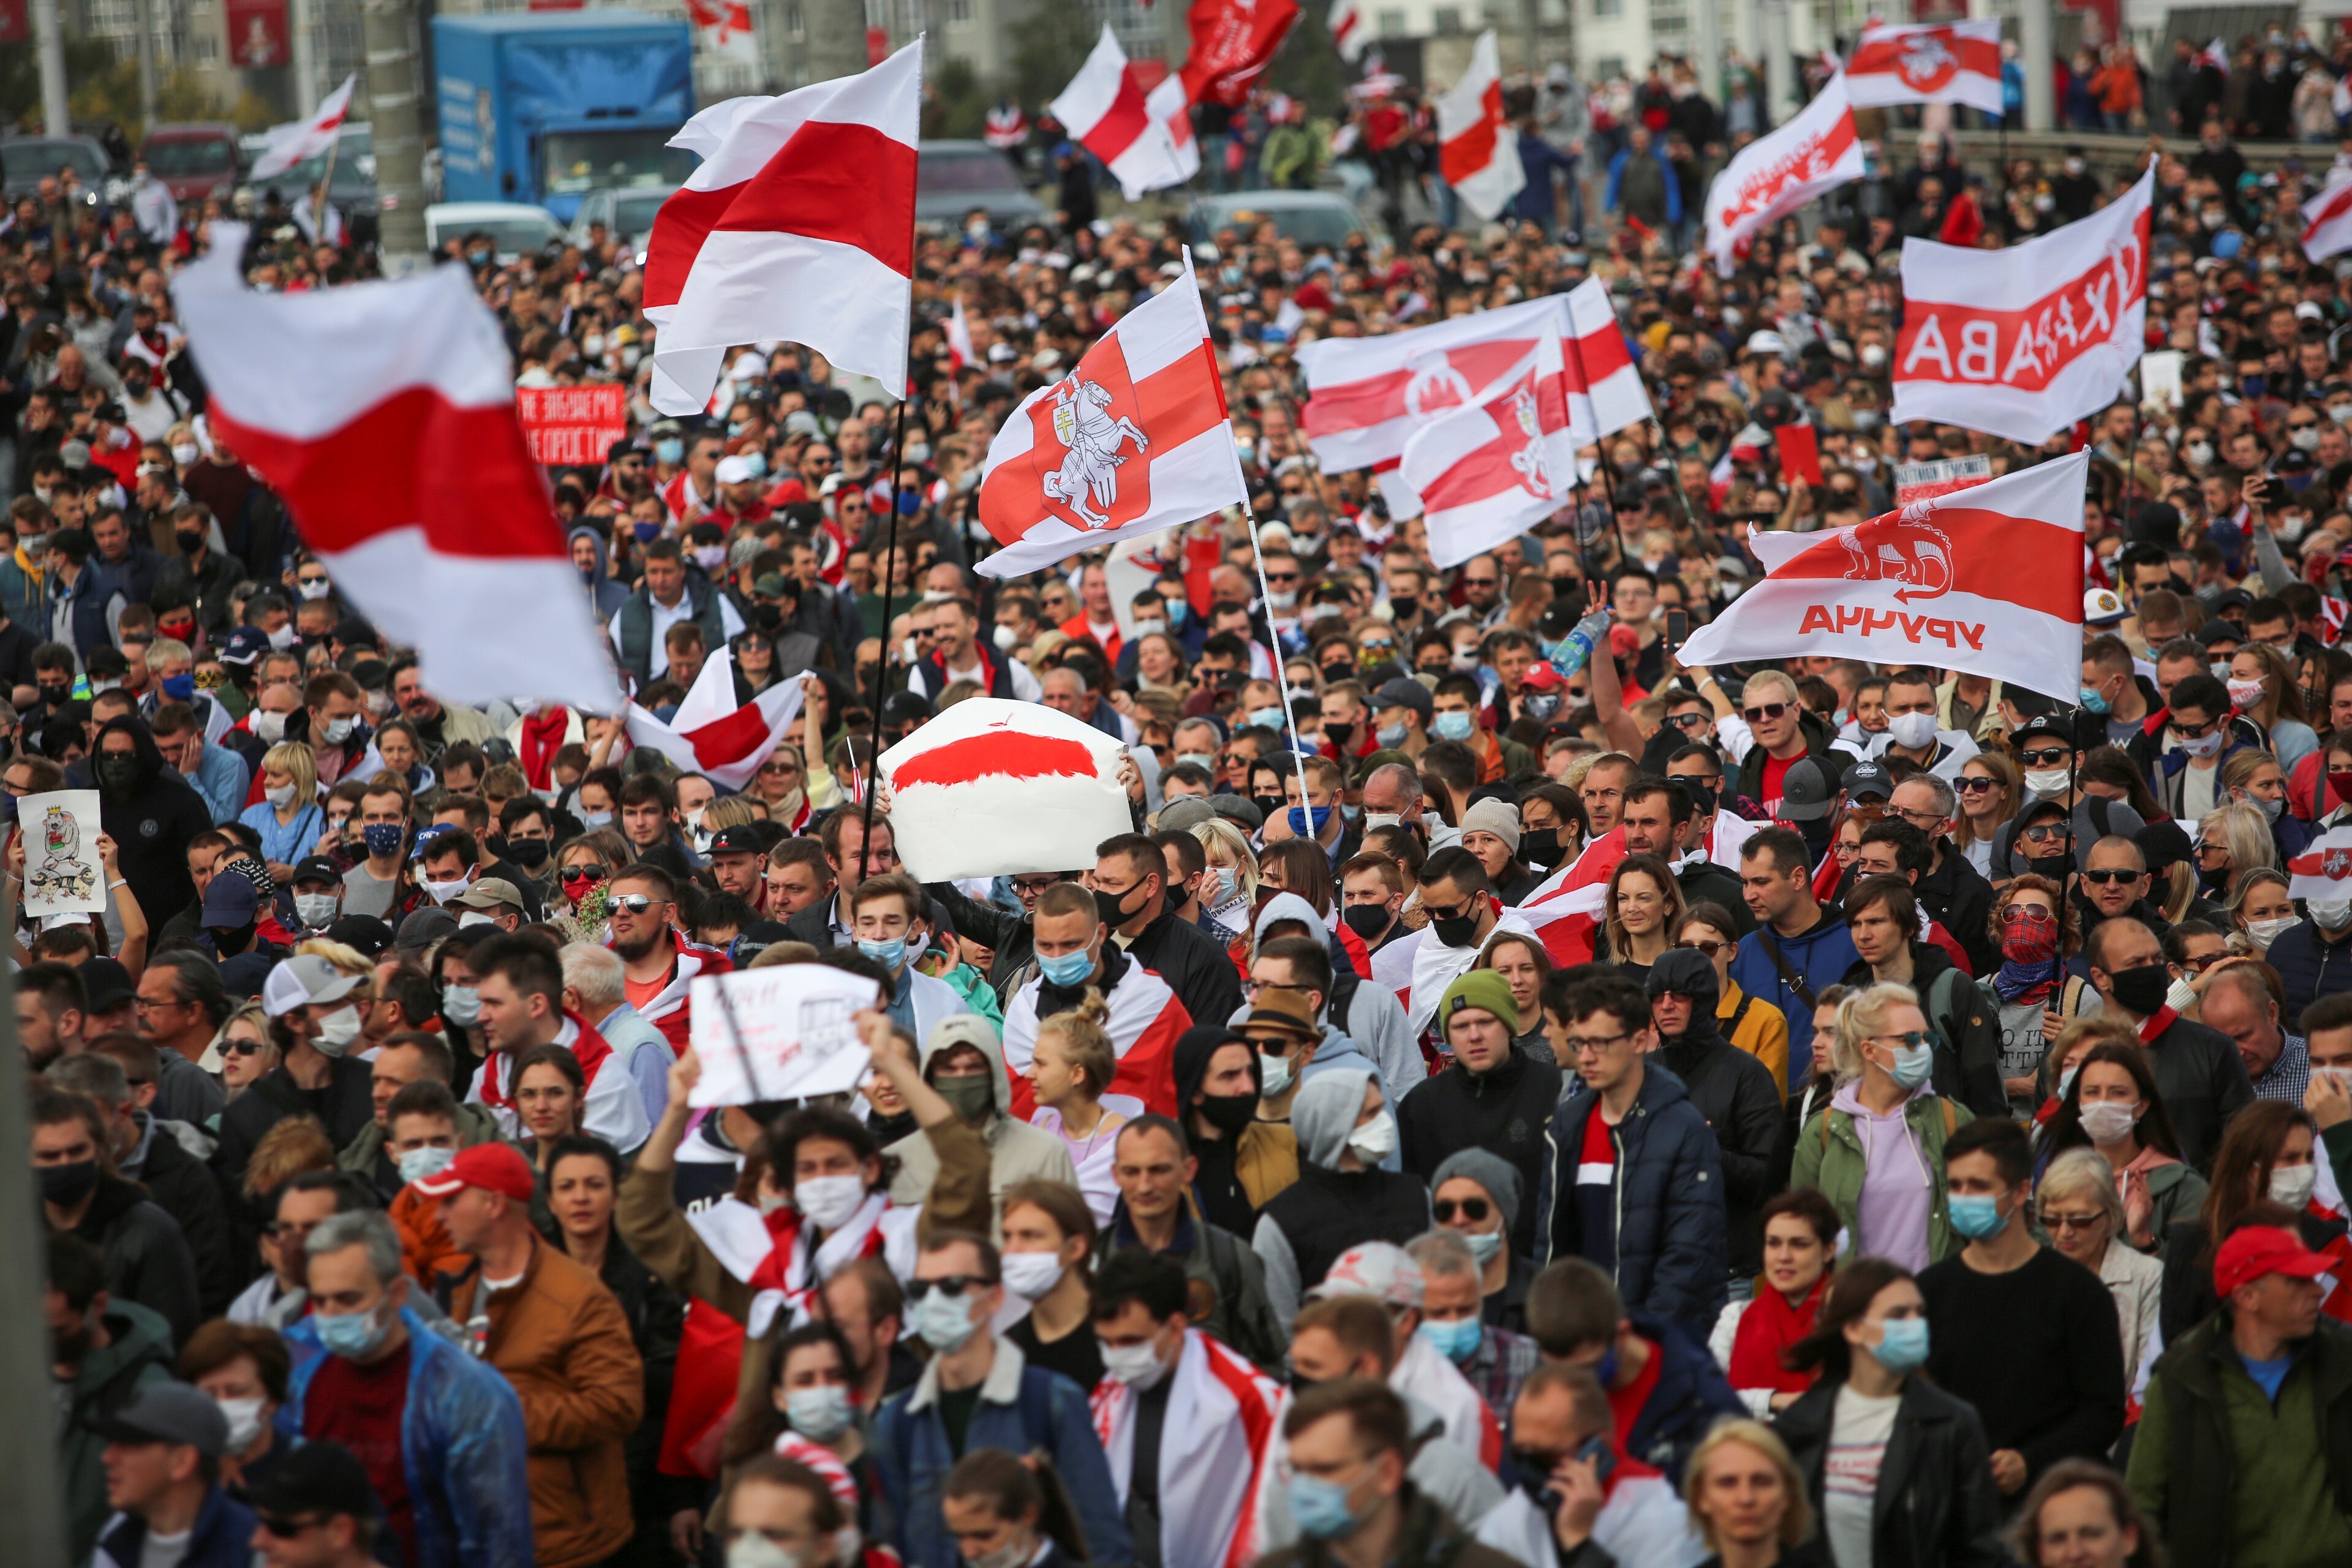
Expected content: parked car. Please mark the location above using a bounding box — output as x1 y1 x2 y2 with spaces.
568 184 677 253
424 200 567 262
239 123 380 245
1184 190 1389 253
141 122 244 204
0 133 115 205
916 139 1047 237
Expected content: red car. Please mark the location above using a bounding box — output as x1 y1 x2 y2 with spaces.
140 122 243 204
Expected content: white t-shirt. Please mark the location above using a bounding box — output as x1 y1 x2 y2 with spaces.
1825 1384 1902 1568
139 1526 192 1568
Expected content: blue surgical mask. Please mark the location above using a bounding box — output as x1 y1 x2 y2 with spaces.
362 822 405 858
1287 804 1334 835
1288 1474 1363 1541
1888 1039 1935 1091
655 438 685 465
1947 1193 2009 1240
1176 752 1216 772
1416 1315 1483 1364
633 519 663 543
858 934 908 970
1376 721 1409 748
397 1145 456 1184
1433 710 1475 742
161 672 195 700
2078 684 2111 715
1248 706 1286 729
314 1304 392 1360
1038 947 1095 987
1871 1315 1931 1374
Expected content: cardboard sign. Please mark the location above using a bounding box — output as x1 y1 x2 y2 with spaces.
21 790 105 916
687 965 883 1107
2139 349 2184 410
880 698 1133 880
1893 454 1993 507
1776 422 1823 486
516 385 628 467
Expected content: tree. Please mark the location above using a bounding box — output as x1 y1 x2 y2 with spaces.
926 55 987 138
1008 5 1095 122
1264 6 1343 120
0 40 120 134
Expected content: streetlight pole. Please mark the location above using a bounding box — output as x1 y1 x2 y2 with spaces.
363 0 431 274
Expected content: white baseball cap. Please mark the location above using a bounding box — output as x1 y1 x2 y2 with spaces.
262 954 363 1018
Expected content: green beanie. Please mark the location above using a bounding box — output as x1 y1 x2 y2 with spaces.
1437 968 1518 1036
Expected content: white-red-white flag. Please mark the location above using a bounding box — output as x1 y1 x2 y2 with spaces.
249 74 357 182
974 252 1242 578
2305 173 2352 264
173 225 620 714
1052 28 1198 202
1702 72 1863 277
1675 450 2090 701
1563 275 1654 439
684 0 758 62
643 40 921 415
1436 31 1522 222
945 295 976 370
984 103 1030 148
1399 324 1579 569
1845 21 2005 116
1512 827 1627 967
1328 0 1365 62
2289 826 2352 903
1892 163 2150 444
624 645 805 790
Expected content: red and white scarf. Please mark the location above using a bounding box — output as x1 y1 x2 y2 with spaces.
1090 1330 1285 1568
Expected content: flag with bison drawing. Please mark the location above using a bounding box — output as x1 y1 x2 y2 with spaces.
1676 450 2088 702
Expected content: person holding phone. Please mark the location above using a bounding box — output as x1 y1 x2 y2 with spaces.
1475 1362 1708 1568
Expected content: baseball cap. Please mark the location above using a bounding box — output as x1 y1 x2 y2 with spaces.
707 824 766 857
2010 713 2079 750
412 1140 538 1202
262 952 363 1017
200 872 260 926
408 823 456 862
1309 1242 1425 1307
1373 677 1433 723
243 1438 382 1526
2083 587 2127 626
93 1382 231 1457
1744 330 1789 357
1210 794 1264 831
715 454 756 486
219 625 270 667
290 855 343 888
1840 759 1893 802
2213 1224 2335 1297
394 907 459 954
80 956 134 1014
450 876 522 913
1777 758 1835 822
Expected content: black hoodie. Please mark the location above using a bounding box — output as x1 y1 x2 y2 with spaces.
89 712 214 927
1172 1025 1264 1237
1648 948 1785 1276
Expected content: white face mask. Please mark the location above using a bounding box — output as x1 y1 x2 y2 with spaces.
992 624 1019 652
1100 1337 1173 1389
2313 899 2352 932
2022 768 2070 799
794 1174 869 1231
423 874 472 905
253 710 288 744
312 1005 363 1055
294 892 338 928
2271 1164 2318 1209
1000 1250 1065 1301
265 781 296 808
2078 1100 2139 1146
2246 914 2299 952
1257 1049 1294 1098
1346 1110 1397 1165
1885 710 1937 748
783 1384 856 1443
214 1394 266 1452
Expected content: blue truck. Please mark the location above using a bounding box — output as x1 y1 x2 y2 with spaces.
432 10 698 223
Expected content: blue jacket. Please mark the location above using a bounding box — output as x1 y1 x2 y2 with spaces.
2264 918 2352 1033
1537 1061 1727 1341
280 1308 536 1568
1619 1310 1745 1487
1605 143 1683 225
48 562 122 658
93 1484 255 1568
872 1338 1132 1568
1728 912 1859 1080
183 739 251 825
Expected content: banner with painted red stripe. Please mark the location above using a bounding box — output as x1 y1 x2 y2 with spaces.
643 39 920 413
1892 163 2151 444
1675 450 2090 701
1436 32 1522 221
879 698 1135 879
1563 276 1653 439
1845 21 2003 116
1398 324 1580 569
1702 73 1863 277
2288 824 2352 903
974 251 1242 578
2305 173 2352 264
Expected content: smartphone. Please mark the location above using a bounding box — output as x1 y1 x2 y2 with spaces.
1664 609 1689 657
1572 1434 1618 1485
2253 475 2287 508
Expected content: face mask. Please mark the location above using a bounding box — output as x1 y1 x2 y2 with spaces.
38 1159 100 1205
1000 1250 1065 1301
1286 805 1335 837
794 1174 868 1232
363 822 405 858
1101 1338 1172 1388
505 836 551 870
1375 721 1409 748
992 624 1019 652
2292 426 2323 453
1267 590 1296 612
579 810 613 829
313 1006 364 1056
1346 1111 1397 1165
911 1286 980 1351
2106 962 2173 1016
1175 752 1216 773
323 716 357 745
1248 706 1286 730
1885 710 1937 748
1454 1229 1504 1268
655 438 685 465
1884 1039 1935 1091
1431 903 1482 948
784 1384 856 1443
2078 684 2112 715
2334 404 2352 426
2175 729 2226 759
1433 710 1476 742
160 671 197 701
1871 1316 1931 1375
262 778 300 810
2244 913 2301 959
858 934 908 970
170 441 199 466
1417 1315 1483 1364
95 756 140 793
2022 768 2071 800
1094 884 1143 927
2079 1101 2139 1145
2226 678 2269 710
2187 442 2214 466
1038 946 1096 987
175 528 206 554
398 1145 457 1184
214 1393 266 1452
937 1076 995 1121
1196 1090 1260 1136
294 892 339 928
1289 1473 1365 1542
968 1542 1033 1568
1207 870 1238 907
252 710 289 744
2271 1164 2318 1209
695 546 728 573
2315 899 2352 932
314 1303 391 1360
1341 903 1393 942
1257 1049 1295 1098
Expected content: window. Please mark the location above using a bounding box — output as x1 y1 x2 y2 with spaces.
1376 9 1405 33
786 2 804 37
1433 5 1461 29
1593 0 1620 15
948 0 971 21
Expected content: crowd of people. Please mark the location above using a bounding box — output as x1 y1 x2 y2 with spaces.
18 28 2352 1568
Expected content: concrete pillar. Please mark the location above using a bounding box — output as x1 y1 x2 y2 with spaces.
2019 0 2054 131
1761 0 1792 123
363 0 430 274
32 0 67 137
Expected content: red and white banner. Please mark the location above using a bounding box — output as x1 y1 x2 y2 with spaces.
1053 26 1199 202
173 225 620 714
684 0 757 61
516 384 628 466
1400 324 1579 568
1563 275 1654 437
1092 1330 1284 1568
1702 73 1863 277
1436 31 1523 222
1003 959 1189 1120
624 646 805 790
2288 825 2352 903
1892 163 2150 444
975 252 1242 578
249 73 356 181
2305 173 2352 264
1845 21 2004 116
1513 827 1626 968
945 295 976 370
1675 450 2090 701
643 39 920 415
880 697 1136 879
1181 0 1301 108
1327 0 1365 62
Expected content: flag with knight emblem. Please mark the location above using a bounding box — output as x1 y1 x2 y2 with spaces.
975 250 1243 579
2289 826 2352 903
1396 322 1580 569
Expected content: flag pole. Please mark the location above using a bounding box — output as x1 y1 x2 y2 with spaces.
1242 500 1321 845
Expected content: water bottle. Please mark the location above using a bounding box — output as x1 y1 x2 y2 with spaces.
1545 608 1614 678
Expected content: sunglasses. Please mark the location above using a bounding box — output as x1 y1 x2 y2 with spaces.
559 867 603 889
1676 937 1727 958
221 1038 267 1057
1668 711 1710 730
2081 868 2141 886
2021 823 2070 842
257 1514 323 1539
1741 702 1788 723
1954 776 2000 793
907 1274 991 1300
1874 1030 1930 1050
2016 747 2071 768
1433 1197 1491 1223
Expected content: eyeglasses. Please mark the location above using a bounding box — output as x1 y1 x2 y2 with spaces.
559 867 603 889
221 1038 267 1057
2021 823 2070 843
257 1513 325 1539
1741 702 1788 723
1010 875 1065 896
759 760 799 776
1667 711 1711 731
2081 867 2141 886
1433 1196 1491 1223
2016 747 2071 768
907 1274 991 1300
134 994 189 1012
1265 570 1300 584
608 893 666 915
1891 805 1945 829
1242 979 1304 1000
1562 1030 1633 1055
1676 938 1727 959
2182 951 2232 973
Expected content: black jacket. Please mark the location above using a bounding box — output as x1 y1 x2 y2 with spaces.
1122 900 1242 1035
1257 1484 1528 1568
1395 1044 1563 1260
924 881 1039 1002
2263 917 2352 1035
1915 845 1996 978
1774 1372 2006 1568
1676 858 1754 934
1650 950 1784 1276
1733 707 1840 810
90 712 215 927
55 1170 201 1349
1840 941 2007 1118
121 1113 239 1317
2137 1012 2255 1170
213 1052 375 1199
1259 1162 1431 1305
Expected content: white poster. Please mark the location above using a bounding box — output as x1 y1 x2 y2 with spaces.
21 790 105 916
879 697 1134 880
688 964 883 1107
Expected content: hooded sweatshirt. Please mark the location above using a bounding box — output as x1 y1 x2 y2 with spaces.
1648 948 1785 1276
1171 1025 1297 1234
570 524 633 622
88 712 215 926
1251 893 1424 1101
1251 1066 1432 1333
886 1016 1077 1221
1828 1078 1937 1273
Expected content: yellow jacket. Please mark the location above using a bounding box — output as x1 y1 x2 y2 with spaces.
1717 977 1790 1100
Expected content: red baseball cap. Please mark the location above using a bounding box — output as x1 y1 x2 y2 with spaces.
412 1142 536 1203
2212 1224 2335 1298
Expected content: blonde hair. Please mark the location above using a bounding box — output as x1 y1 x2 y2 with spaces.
1682 1421 1814 1551
1038 991 1115 1102
1192 818 1259 906
293 938 376 990
262 741 319 807
701 794 760 832
2037 1147 2126 1235
1830 981 1921 1083
2198 800 2278 889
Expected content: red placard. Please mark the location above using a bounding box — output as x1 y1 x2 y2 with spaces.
224 0 289 68
0 0 29 47
1178 0 1301 107
1776 422 1823 487
516 385 628 467
866 27 890 64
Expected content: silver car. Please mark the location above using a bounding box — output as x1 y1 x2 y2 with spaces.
569 184 679 252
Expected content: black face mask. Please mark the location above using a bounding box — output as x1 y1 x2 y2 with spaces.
209 923 256 956
96 756 139 794
1095 883 1144 927
755 603 785 635
1549 576 1581 600
1680 779 1719 815
38 1158 100 1206
506 836 551 869
173 529 205 554
1194 1090 1260 1136
1520 829 1561 870
1323 721 1355 752
1795 816 1834 857
1341 902 1393 942
1431 907 1482 948
2031 851 2076 878
1319 665 1355 688
36 681 69 707
1252 794 1286 820
2107 961 2173 1017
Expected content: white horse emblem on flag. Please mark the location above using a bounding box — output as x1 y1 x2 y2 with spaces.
1897 32 1959 88
1505 385 1554 499
1041 375 1150 529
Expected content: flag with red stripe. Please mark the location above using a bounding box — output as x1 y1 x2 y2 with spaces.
1002 960 1190 1120
1327 0 1365 62
1675 450 2090 701
643 40 920 414
1564 275 1654 438
1845 21 2005 116
1702 72 1863 277
974 251 1242 578
1513 827 1628 967
2286 824 2352 902
1091 1330 1286 1568
1436 31 1522 221
2305 173 2352 264
1052 27 1199 201
1399 323 1581 570
624 645 805 790
250 74 357 181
